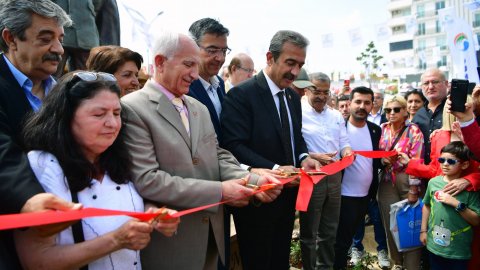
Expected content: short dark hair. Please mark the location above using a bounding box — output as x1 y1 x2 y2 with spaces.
350 86 374 102
269 30 309 62
188 18 229 44
86 45 143 74
441 141 475 162
337 94 350 103
22 72 131 192
404 88 427 104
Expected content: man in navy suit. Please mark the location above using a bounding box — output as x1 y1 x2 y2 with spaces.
187 18 229 142
0 1 79 269
221 30 321 270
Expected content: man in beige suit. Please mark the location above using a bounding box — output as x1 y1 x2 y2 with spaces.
121 32 281 270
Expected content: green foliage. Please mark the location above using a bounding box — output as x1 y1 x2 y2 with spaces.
348 252 377 270
356 41 384 83
290 238 302 268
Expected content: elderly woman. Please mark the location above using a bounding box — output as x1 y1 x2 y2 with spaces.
404 89 426 122
15 72 179 270
377 95 424 270
86 46 143 96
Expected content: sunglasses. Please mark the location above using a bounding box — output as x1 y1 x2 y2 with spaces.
67 71 117 89
437 157 460 165
384 107 402 114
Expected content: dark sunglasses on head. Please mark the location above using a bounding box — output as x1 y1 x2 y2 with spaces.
437 157 460 165
384 107 402 114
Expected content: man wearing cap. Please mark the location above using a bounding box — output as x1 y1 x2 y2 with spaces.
291 68 315 97
300 72 352 270
225 53 254 92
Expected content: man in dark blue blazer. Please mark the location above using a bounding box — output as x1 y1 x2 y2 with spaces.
221 30 321 270
187 18 229 142
0 1 79 268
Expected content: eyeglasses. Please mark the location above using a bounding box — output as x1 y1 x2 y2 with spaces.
384 107 402 114
199 46 231 57
237 66 254 74
421 80 443 87
309 89 330 96
437 157 460 165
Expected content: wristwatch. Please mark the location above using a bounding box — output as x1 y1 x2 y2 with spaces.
455 202 467 212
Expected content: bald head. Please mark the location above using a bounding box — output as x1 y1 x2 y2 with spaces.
228 53 254 86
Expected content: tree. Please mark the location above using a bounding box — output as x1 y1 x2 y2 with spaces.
356 41 384 86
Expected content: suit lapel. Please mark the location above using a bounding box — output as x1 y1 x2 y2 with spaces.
184 97 200 155
257 71 283 138
144 83 191 149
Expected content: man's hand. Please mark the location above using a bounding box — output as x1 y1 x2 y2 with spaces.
443 178 471 196
21 193 82 237
301 156 322 171
146 208 180 237
250 168 283 177
221 179 254 207
446 96 475 123
254 174 283 203
310 152 337 165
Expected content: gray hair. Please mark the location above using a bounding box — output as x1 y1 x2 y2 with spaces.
188 17 229 45
151 31 180 60
269 30 309 61
0 0 72 52
309 72 330 84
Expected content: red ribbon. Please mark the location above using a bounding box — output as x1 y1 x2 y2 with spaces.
0 150 397 230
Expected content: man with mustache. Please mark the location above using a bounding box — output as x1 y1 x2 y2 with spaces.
333 86 382 270
0 1 80 269
299 72 352 270
221 30 321 270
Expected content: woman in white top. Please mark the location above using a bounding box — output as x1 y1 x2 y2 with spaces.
15 71 179 270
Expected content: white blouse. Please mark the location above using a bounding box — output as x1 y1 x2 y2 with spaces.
28 150 144 270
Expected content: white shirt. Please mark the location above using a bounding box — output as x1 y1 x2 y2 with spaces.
341 122 373 197
199 76 222 119
301 99 350 159
368 108 383 126
28 151 144 270
264 71 297 167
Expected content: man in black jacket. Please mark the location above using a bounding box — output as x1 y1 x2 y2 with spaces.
0 1 79 268
221 30 320 270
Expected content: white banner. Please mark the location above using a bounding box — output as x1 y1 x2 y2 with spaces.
443 13 479 83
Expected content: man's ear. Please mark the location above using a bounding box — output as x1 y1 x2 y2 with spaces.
266 51 274 66
154 54 167 72
2 28 17 50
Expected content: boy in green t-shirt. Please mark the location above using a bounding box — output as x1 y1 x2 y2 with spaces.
421 141 480 270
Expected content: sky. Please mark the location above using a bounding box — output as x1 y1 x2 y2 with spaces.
118 0 390 78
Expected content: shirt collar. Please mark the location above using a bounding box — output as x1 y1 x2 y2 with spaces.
263 70 283 96
199 75 220 91
2 54 55 94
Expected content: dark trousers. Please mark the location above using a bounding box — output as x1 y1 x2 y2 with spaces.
217 206 230 270
429 252 469 270
333 195 370 270
55 47 90 78
231 187 297 270
352 198 388 252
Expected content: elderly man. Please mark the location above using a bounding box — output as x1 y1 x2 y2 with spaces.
221 30 321 270
121 31 281 270
225 52 254 91
367 89 387 126
0 1 79 268
412 68 449 163
187 18 230 140
300 72 352 270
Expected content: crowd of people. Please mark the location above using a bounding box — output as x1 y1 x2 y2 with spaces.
1 1 480 270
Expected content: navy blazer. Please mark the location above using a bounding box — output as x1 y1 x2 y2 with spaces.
187 76 226 141
0 54 44 269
